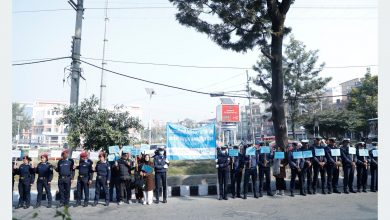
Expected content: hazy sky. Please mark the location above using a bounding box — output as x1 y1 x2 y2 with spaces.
12 0 378 125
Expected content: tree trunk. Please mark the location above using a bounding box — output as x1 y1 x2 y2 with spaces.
271 22 289 150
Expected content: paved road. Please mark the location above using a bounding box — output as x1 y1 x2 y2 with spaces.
12 192 377 220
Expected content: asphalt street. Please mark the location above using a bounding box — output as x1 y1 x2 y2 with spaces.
12 192 377 220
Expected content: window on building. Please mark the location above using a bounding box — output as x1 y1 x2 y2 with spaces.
46 128 51 132
47 110 50 115
47 119 52 124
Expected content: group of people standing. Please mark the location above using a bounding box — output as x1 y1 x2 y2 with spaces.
12 146 170 209
216 137 378 199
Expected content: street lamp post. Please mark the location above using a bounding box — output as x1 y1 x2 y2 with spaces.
145 88 156 144
16 115 23 146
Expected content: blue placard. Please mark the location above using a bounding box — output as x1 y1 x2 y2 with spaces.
331 149 341 157
348 147 356 155
229 149 238 157
123 145 134 153
141 164 153 173
107 154 116 162
131 148 140 156
293 151 303 159
260 146 271 154
372 150 378 157
245 147 256 156
109 146 120 154
302 150 313 158
315 148 325 156
274 152 285 159
359 149 369 156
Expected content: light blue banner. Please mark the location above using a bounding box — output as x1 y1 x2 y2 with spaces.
293 151 303 159
166 123 216 160
245 147 256 156
302 150 313 158
123 145 134 153
274 152 285 159
229 149 238 157
260 146 271 154
315 148 325 156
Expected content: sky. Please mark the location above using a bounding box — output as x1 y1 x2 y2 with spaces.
12 0 378 125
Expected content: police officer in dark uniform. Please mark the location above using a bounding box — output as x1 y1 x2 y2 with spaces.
311 137 327 194
325 137 342 194
34 153 53 208
93 152 111 206
74 151 94 207
109 155 121 203
288 142 304 197
154 146 169 204
356 142 369 193
14 156 35 209
243 143 259 199
300 139 313 195
216 145 230 200
55 150 75 207
340 138 357 193
230 145 244 199
258 142 274 197
116 152 133 205
369 142 378 192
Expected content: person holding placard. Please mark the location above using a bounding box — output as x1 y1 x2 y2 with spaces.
300 139 313 195
55 150 75 207
243 143 259 199
310 137 327 195
229 145 244 199
74 151 94 207
288 142 304 197
14 156 35 209
215 145 230 200
340 138 357 194
134 154 145 203
273 147 288 196
154 146 169 204
109 158 121 203
369 142 378 192
34 153 53 208
356 142 369 193
258 142 274 197
117 152 134 205
325 138 342 194
93 152 111 207
140 154 155 205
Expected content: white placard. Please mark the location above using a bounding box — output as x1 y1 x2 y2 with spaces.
89 151 100 161
72 151 81 159
348 147 356 155
28 150 39 158
50 150 62 158
12 150 21 158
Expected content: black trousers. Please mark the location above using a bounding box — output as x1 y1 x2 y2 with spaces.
326 165 340 191
243 168 257 196
95 176 109 202
275 178 286 190
155 172 167 201
230 170 242 197
312 165 326 191
58 176 71 205
370 165 378 191
343 165 355 191
301 166 312 192
217 169 229 198
18 180 31 206
356 165 368 190
119 179 132 202
259 166 271 193
76 176 90 203
109 177 120 202
36 178 52 203
290 168 303 192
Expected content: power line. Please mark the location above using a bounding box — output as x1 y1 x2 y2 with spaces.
12 57 71 66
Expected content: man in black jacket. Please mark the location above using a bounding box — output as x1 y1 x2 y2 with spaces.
216 145 230 200
116 152 133 205
154 146 169 204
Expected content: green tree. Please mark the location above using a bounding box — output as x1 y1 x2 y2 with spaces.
347 69 378 136
12 103 32 138
56 95 143 152
252 36 331 139
169 0 294 149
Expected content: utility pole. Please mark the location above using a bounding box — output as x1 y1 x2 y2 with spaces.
69 0 84 106
99 0 109 109
246 70 255 142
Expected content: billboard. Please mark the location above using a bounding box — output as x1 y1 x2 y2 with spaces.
216 104 240 122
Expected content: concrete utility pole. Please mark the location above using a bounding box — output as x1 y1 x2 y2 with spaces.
69 0 84 106
246 70 255 142
99 0 109 109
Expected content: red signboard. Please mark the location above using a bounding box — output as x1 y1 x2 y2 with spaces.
221 105 240 122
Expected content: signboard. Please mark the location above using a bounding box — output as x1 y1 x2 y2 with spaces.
12 150 21 158
260 146 271 154
72 151 81 159
50 150 62 158
228 149 239 157
131 148 141 156
348 147 356 155
372 150 378 157
274 152 285 159
166 123 216 160
109 146 120 154
293 151 303 159
245 147 256 156
89 151 100 161
302 150 313 158
359 149 369 156
107 154 116 162
216 104 240 122
141 164 153 173
28 150 39 158
331 149 341 157
140 144 150 153
123 145 133 153
315 148 325 156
